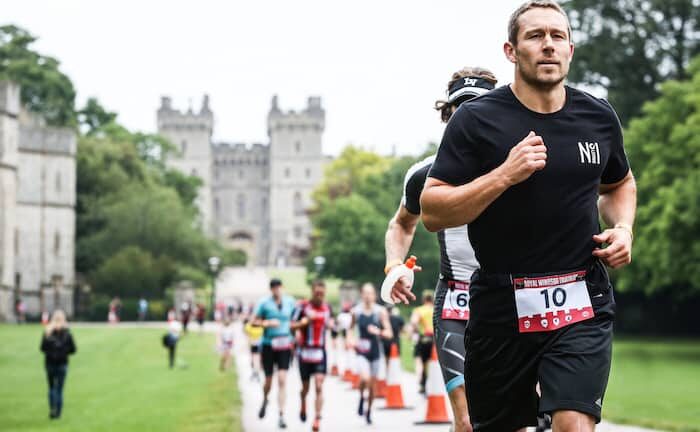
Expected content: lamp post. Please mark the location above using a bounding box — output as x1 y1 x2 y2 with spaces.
313 255 326 276
208 256 220 320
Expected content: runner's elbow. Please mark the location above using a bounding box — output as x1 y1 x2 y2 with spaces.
421 212 442 232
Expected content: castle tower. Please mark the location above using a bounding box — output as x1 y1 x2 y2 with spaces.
0 82 19 320
157 95 214 234
267 96 325 266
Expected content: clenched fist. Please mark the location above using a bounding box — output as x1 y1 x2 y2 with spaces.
497 131 547 186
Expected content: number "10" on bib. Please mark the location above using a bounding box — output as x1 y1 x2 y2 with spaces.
513 271 594 333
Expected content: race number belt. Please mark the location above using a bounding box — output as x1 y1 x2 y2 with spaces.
513 270 594 333
271 335 292 351
441 280 470 320
356 338 371 354
299 347 324 363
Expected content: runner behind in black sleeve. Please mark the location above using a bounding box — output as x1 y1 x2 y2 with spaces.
385 66 497 432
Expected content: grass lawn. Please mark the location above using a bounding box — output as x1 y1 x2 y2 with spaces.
0 325 241 432
399 333 700 431
604 339 700 431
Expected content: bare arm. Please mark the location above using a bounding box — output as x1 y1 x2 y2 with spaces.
420 172 511 232
379 310 393 340
385 206 420 268
385 206 422 304
421 131 547 232
593 170 637 268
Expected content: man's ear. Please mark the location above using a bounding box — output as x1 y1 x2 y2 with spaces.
504 41 517 64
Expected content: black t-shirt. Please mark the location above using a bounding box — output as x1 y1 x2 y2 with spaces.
429 85 629 274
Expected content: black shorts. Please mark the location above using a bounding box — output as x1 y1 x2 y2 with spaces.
382 338 401 359
261 345 292 377
415 336 433 362
433 278 469 393
298 350 327 381
465 260 616 432
251 344 260 354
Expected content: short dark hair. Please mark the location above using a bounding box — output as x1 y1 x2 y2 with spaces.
311 279 326 289
508 0 571 46
270 278 282 288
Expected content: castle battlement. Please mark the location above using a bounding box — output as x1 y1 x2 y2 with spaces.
157 95 213 132
267 95 325 136
18 124 76 156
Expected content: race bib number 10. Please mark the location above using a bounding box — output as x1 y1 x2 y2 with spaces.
441 281 470 320
513 271 594 333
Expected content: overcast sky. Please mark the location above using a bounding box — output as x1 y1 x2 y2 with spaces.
8 0 539 156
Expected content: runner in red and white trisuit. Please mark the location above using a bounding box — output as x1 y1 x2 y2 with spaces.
291 280 334 432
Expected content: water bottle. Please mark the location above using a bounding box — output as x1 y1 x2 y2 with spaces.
380 256 418 304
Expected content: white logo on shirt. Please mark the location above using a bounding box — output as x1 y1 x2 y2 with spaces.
578 142 600 165
464 78 477 86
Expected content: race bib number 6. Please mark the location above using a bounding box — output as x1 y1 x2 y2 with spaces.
513 271 594 333
441 281 470 320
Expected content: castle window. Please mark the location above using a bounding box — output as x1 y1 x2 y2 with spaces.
239 170 244 179
262 196 267 215
295 141 301 153
294 226 302 238
181 140 187 155
14 228 19 255
54 232 61 256
237 194 246 219
285 167 291 178
55 173 61 193
214 198 220 214
305 168 311 179
294 191 304 215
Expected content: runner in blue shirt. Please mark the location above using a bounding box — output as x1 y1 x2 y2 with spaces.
252 278 297 429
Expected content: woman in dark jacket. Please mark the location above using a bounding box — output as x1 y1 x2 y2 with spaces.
40 310 76 419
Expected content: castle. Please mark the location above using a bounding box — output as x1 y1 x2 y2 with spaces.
157 94 325 266
0 82 76 321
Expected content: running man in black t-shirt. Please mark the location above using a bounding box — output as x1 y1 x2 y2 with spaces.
385 66 497 432
421 2 636 432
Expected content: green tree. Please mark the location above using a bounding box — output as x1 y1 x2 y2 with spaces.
0 25 76 126
310 194 387 284
77 97 117 136
91 246 172 298
312 145 391 204
616 56 700 296
309 144 443 293
562 0 700 124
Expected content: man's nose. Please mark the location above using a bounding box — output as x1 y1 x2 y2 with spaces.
542 33 555 51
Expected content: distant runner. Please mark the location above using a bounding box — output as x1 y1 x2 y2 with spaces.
350 283 392 425
291 280 334 432
252 278 297 429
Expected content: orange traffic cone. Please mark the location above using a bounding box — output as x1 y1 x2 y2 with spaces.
382 342 411 410
375 350 387 398
415 344 451 424
350 350 360 389
342 340 354 382
329 340 340 376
